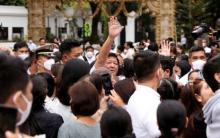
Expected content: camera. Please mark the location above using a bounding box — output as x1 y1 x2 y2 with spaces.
192 23 210 39
101 73 113 95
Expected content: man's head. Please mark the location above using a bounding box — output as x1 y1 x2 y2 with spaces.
203 54 220 92
134 50 162 86
188 46 206 70
59 39 83 64
104 53 119 76
0 53 33 126
13 41 30 60
160 56 175 79
39 37 46 47
85 46 95 59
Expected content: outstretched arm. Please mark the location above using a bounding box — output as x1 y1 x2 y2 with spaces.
95 17 124 68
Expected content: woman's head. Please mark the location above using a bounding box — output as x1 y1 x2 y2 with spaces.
192 80 214 105
174 60 191 78
158 79 180 100
69 80 100 116
157 100 187 138
38 72 55 97
101 106 134 138
30 74 47 111
56 59 90 106
188 70 202 85
114 78 136 104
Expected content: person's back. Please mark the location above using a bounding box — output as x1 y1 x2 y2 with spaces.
126 50 161 138
202 54 220 138
58 119 100 138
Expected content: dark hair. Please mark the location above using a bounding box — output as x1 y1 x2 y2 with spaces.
160 56 175 77
203 54 220 92
175 60 191 77
0 53 29 103
134 50 160 81
189 46 205 57
89 73 103 95
30 74 47 111
85 46 94 51
114 78 136 104
51 63 64 79
69 80 99 116
56 59 90 106
188 70 201 81
59 39 81 55
13 41 29 52
126 42 134 48
39 37 45 42
37 73 55 97
108 52 119 65
148 42 159 52
101 106 134 138
180 84 202 117
157 79 180 100
123 58 134 78
157 100 186 138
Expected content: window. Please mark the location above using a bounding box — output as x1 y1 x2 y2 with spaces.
0 27 8 40
12 27 23 41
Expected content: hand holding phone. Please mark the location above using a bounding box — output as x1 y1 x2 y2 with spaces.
101 73 113 95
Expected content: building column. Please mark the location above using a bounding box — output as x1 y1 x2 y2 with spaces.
8 27 12 41
125 12 136 42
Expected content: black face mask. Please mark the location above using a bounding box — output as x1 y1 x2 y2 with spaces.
117 65 124 76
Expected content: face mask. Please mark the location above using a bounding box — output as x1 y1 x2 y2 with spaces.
192 59 206 70
18 54 29 60
78 55 84 60
86 51 94 59
44 59 55 71
14 94 32 126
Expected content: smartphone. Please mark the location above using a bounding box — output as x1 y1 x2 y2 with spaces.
101 73 113 95
0 105 17 138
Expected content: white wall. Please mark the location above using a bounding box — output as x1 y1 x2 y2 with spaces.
0 6 27 41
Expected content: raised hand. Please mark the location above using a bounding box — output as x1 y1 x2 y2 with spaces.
159 40 171 56
108 17 124 39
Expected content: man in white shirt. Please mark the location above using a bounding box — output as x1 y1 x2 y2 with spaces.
179 46 207 85
126 50 162 138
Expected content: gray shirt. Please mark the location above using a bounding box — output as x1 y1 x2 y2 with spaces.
58 119 101 138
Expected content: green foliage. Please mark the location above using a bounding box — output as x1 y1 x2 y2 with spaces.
0 0 25 6
176 0 220 46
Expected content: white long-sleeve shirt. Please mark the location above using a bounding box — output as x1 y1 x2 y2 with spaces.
126 85 161 138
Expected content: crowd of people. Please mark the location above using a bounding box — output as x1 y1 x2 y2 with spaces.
0 16 220 138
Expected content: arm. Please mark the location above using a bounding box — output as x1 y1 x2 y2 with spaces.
95 17 123 68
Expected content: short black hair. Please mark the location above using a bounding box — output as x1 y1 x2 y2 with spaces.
13 41 29 52
85 46 94 51
126 41 134 48
0 53 29 103
101 106 134 138
157 100 186 138
114 78 136 104
134 50 160 81
189 46 205 57
108 53 119 65
69 80 99 116
203 54 220 92
59 39 81 55
160 56 175 77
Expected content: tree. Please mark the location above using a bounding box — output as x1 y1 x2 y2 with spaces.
0 0 25 6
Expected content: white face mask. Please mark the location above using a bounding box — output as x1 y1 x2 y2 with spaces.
18 54 29 60
86 51 94 59
78 55 84 60
44 59 55 71
192 59 206 70
14 94 32 126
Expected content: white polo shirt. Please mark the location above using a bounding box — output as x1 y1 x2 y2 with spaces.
126 85 161 138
